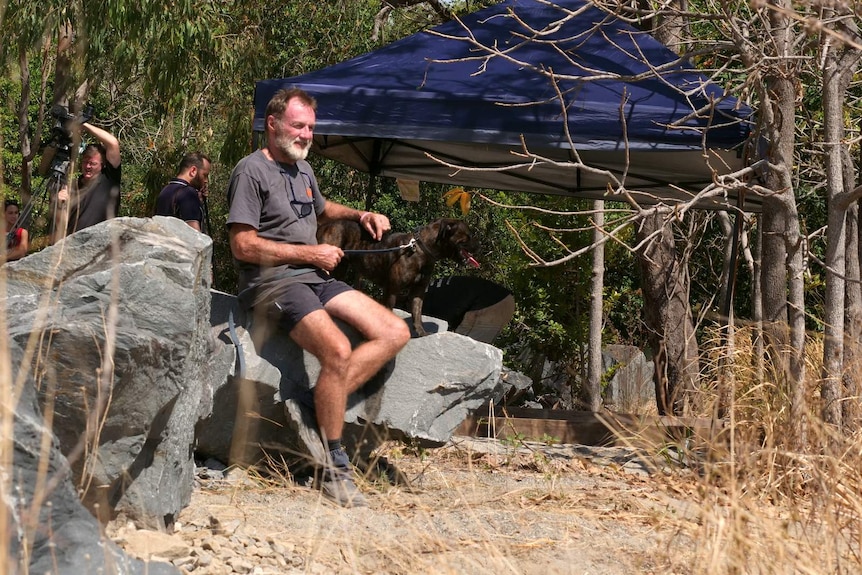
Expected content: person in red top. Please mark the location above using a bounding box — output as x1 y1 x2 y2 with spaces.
3 199 29 261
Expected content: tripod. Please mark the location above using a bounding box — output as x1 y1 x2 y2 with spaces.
13 145 72 244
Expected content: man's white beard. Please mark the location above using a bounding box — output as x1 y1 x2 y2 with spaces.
275 132 311 162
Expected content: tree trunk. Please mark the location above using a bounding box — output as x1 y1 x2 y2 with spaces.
46 20 78 244
632 0 698 416
756 12 805 440
821 24 862 429
760 172 806 442
16 41 34 218
585 200 605 412
637 214 700 415
752 218 764 382
820 52 850 427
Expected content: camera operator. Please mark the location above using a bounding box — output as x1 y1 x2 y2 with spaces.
52 121 120 244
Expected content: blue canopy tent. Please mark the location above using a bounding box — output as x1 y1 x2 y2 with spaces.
253 0 756 210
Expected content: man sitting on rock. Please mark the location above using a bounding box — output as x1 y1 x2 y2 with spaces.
226 87 410 507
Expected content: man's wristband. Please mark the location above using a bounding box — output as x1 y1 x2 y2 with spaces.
359 211 372 225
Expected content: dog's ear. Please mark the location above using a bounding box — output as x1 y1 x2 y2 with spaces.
436 219 455 244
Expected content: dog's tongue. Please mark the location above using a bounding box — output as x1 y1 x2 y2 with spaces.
461 249 480 268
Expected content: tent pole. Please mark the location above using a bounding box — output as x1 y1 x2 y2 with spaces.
365 140 383 211
365 172 377 211
721 211 742 329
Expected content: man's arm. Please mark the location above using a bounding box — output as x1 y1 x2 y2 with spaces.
82 122 120 168
51 187 69 245
319 200 390 241
229 223 343 271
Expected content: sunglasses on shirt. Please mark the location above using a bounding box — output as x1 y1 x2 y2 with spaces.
285 171 314 219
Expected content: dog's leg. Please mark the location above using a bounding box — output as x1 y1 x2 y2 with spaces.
410 295 428 337
383 291 398 310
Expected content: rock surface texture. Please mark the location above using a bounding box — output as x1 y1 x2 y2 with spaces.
4 337 179 574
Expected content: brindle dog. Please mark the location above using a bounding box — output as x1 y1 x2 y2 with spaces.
317 217 480 336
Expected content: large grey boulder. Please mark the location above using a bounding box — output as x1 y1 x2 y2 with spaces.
3 216 213 529
200 292 503 468
4 339 179 575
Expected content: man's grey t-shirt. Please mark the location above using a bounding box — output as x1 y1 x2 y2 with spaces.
226 149 327 303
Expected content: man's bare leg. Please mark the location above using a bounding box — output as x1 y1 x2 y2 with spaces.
289 290 410 446
289 291 409 506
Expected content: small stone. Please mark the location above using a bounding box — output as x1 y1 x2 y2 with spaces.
227 556 254 573
196 551 214 567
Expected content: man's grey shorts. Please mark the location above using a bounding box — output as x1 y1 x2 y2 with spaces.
269 279 353 333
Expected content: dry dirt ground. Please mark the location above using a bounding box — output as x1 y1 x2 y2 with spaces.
110 437 702 575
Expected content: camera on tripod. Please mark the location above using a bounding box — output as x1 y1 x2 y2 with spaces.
38 103 94 179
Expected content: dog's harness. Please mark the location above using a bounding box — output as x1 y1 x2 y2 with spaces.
342 237 418 256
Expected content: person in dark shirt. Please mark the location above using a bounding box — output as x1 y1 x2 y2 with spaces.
420 276 515 344
53 122 121 243
155 152 211 232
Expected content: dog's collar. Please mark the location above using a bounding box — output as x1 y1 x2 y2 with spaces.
412 233 432 257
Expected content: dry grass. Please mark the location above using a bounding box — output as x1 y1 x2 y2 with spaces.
665 327 862 575
177 437 697 574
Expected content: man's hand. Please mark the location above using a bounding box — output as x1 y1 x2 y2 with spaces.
231 223 345 271
57 186 69 205
360 212 391 241
312 243 344 272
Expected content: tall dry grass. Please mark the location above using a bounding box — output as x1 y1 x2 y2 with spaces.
674 326 862 575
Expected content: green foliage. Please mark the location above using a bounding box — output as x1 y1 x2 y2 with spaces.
501 432 527 448
538 433 560 446
600 363 622 391
0 76 24 193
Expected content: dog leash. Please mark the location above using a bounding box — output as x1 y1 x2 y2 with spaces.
342 238 417 256
227 309 246 380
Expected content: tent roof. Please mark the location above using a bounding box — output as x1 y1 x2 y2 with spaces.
254 0 757 211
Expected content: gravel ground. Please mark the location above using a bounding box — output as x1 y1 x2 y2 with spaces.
110 437 699 575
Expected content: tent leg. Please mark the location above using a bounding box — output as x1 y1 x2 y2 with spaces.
365 172 377 211
721 211 742 335
365 140 382 211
